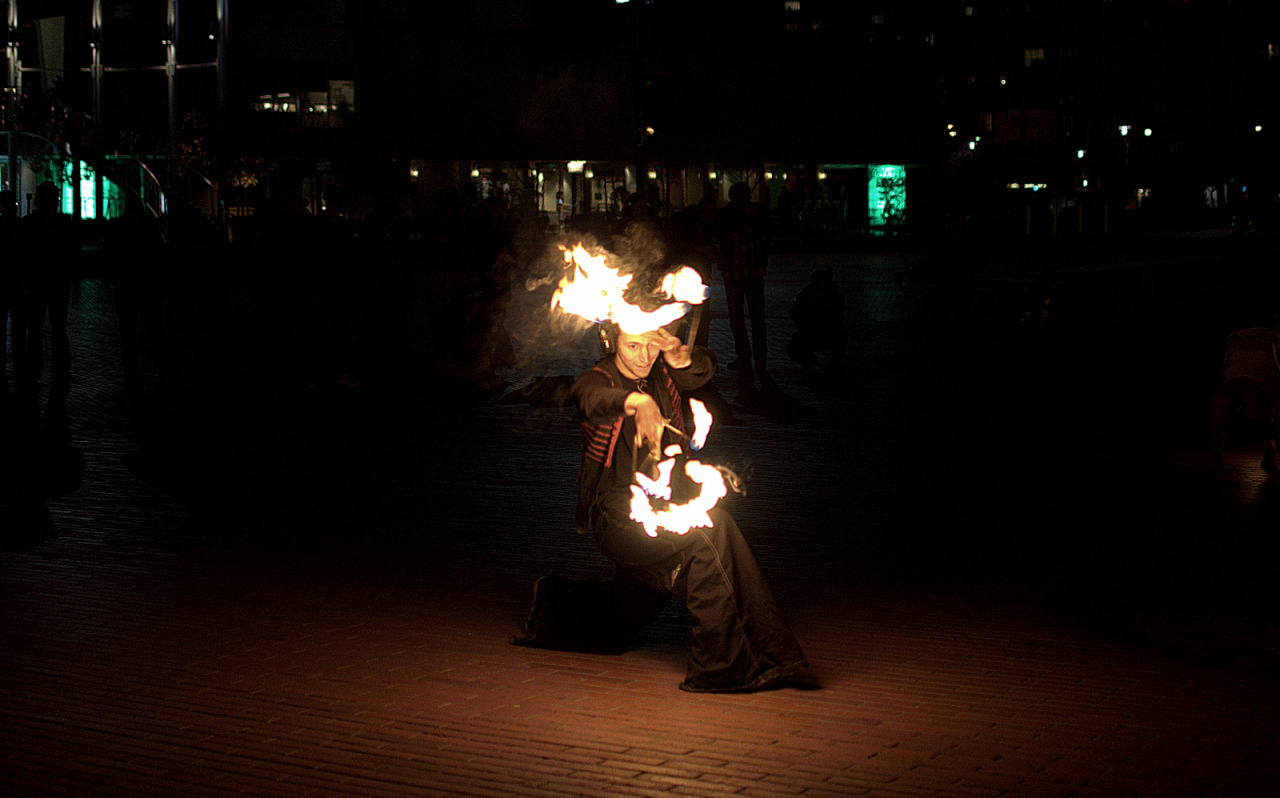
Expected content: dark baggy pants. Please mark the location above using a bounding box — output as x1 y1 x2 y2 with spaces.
515 501 808 692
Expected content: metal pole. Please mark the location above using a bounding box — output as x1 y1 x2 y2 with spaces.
166 0 178 197
212 0 228 231
91 0 101 126
6 0 18 92
92 0 102 218
217 0 227 113
4 1 15 197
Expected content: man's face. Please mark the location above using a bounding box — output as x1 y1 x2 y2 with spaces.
614 331 663 380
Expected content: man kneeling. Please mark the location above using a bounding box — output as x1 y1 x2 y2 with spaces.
516 323 810 693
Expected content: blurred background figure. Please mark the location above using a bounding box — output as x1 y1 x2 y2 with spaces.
713 181 772 383
105 195 172 408
665 195 718 348
0 189 18 395
1208 321 1280 473
16 181 81 409
786 268 846 382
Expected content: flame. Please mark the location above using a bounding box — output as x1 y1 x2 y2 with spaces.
629 460 729 537
660 266 711 305
688 398 712 451
634 458 677 501
628 398 729 536
550 244 707 335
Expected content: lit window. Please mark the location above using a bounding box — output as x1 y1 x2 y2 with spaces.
785 1 801 11
1024 48 1045 67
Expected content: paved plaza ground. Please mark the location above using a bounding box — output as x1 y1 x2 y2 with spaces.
1 231 1277 796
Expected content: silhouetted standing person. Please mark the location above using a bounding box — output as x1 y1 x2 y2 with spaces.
713 182 771 381
0 189 18 394
921 213 982 361
16 182 79 408
105 196 171 406
665 196 717 348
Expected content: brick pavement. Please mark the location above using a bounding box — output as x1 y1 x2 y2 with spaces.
1 233 1277 796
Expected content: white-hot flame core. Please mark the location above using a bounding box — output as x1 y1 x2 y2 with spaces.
629 460 729 537
628 398 726 536
550 244 708 334
688 398 713 451
660 266 711 304
634 458 676 501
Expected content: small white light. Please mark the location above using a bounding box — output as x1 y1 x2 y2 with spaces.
585 169 594 179
968 141 975 150
647 170 657 179
1077 149 1085 159
470 169 480 178
1255 125 1263 133
1082 179 1089 187
709 171 717 179
764 172 773 180
567 160 585 174
1119 125 1130 136
1143 128 1152 137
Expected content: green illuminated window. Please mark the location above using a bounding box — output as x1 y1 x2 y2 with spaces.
867 164 906 229
59 160 125 219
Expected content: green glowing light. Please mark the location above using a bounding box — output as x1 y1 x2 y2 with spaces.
867 164 906 229
59 160 125 219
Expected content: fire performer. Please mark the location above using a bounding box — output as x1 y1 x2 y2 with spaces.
518 320 810 693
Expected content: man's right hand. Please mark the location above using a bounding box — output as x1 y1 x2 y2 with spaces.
625 392 665 460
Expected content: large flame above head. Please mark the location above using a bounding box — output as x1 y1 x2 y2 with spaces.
550 244 708 335
628 398 728 536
